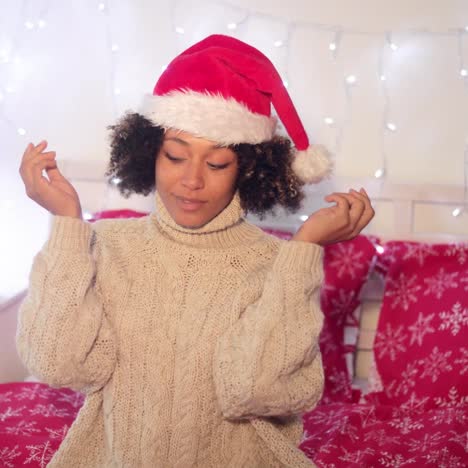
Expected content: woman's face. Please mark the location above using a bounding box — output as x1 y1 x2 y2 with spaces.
155 129 239 229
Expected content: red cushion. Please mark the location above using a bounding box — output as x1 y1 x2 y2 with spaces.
319 235 379 404
367 241 468 410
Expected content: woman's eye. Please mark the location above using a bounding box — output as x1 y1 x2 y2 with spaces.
165 152 183 162
208 162 230 170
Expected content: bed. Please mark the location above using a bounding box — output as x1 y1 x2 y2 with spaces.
1 161 467 467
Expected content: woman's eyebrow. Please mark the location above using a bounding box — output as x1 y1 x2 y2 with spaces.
165 137 224 149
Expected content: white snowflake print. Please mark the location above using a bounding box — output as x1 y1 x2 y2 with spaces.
338 447 375 464
454 347 468 375
352 405 379 429
45 424 70 440
0 445 21 468
56 390 85 408
429 407 467 425
393 392 430 417
448 429 468 453
424 446 465 467
408 312 435 346
363 428 401 445
406 431 444 452
433 386 468 408
15 384 53 401
328 370 351 396
388 416 424 434
320 326 339 355
385 273 422 311
460 272 468 292
0 405 26 422
403 243 438 266
445 243 468 265
5 420 40 436
418 346 453 383
327 243 366 279
379 451 416 467
24 441 55 468
29 403 70 418
328 289 356 323
423 268 459 299
439 302 468 336
0 390 13 403
388 361 419 397
374 323 408 361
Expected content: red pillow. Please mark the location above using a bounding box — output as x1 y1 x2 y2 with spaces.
319 235 379 404
367 241 468 410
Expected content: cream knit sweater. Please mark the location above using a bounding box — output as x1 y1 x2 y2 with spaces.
16 192 325 467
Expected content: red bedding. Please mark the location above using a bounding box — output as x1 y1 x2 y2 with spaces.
1 382 466 467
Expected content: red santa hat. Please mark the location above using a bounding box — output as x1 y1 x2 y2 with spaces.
140 34 333 183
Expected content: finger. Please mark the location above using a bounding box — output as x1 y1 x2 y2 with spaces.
347 191 365 221
45 163 67 183
324 193 352 210
32 159 58 188
348 190 375 236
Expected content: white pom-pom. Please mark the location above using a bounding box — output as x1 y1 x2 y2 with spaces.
291 144 334 183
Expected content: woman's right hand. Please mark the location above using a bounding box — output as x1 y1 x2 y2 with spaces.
19 140 83 219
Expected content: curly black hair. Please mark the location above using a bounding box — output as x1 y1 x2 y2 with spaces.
105 111 304 217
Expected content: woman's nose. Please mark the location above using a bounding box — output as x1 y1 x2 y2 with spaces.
181 162 204 190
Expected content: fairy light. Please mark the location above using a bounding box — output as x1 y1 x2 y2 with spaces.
227 23 237 30
299 215 309 222
274 40 284 47
175 26 185 34
345 74 357 85
386 122 397 132
375 168 385 178
376 245 385 254
324 117 334 126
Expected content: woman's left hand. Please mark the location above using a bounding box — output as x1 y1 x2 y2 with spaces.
291 188 375 246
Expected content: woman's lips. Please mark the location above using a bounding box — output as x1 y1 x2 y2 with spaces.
175 196 207 212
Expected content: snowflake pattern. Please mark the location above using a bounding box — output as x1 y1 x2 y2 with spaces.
424 446 465 467
433 386 468 408
0 445 21 468
0 391 13 403
363 428 401 446
418 346 453 383
387 361 419 397
388 416 424 434
454 347 468 375
327 243 366 279
385 273 422 311
448 430 468 453
338 447 375 464
378 451 417 467
407 312 435 346
429 407 467 426
5 419 40 436
438 302 468 336
403 243 438 266
24 441 55 468
0 405 26 422
405 432 444 452
393 392 430 417
423 268 459 299
45 424 70 440
29 403 70 418
444 243 468 265
374 323 408 361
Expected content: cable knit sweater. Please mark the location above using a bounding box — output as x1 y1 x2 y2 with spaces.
16 192 325 467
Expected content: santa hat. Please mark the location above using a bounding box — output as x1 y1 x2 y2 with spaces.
140 34 333 183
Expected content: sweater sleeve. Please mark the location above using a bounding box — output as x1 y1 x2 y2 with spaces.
213 240 325 420
16 215 117 394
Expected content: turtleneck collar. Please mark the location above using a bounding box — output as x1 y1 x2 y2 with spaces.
151 191 265 249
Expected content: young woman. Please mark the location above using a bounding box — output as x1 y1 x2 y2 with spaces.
17 35 374 467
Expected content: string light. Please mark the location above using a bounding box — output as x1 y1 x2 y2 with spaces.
227 23 237 30
274 40 284 47
375 168 385 178
386 122 397 132
299 215 309 222
324 117 334 126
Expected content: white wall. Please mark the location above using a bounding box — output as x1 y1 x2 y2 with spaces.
1 0 468 299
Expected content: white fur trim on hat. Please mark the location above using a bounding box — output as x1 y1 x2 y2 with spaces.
292 145 334 184
140 90 277 145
